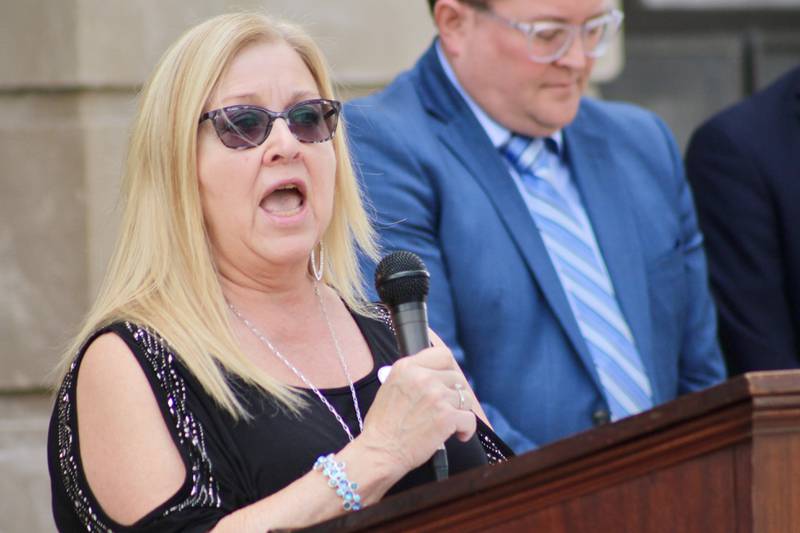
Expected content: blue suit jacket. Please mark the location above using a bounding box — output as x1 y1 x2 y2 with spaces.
686 65 800 375
345 43 725 452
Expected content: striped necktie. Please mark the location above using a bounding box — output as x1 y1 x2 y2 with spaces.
501 134 653 420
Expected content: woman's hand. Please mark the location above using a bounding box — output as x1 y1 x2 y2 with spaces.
356 346 478 475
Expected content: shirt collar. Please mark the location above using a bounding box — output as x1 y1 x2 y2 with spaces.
435 40 564 156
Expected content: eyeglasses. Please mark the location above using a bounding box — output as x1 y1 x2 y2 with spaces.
477 7 624 64
199 98 341 150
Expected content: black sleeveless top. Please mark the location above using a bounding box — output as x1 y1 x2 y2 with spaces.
48 311 511 532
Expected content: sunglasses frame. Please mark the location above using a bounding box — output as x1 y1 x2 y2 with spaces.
199 98 342 150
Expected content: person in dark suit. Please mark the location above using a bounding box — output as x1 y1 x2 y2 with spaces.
345 0 725 452
686 65 800 376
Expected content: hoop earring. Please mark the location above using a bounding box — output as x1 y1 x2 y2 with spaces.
310 242 324 281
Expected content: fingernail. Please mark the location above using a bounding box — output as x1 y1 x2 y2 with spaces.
377 365 392 384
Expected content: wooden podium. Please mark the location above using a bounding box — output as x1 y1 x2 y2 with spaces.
306 371 800 532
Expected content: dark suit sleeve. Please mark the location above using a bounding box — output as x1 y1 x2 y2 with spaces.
686 119 798 374
652 117 727 392
345 104 536 452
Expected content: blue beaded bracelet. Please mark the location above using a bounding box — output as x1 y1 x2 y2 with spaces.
313 453 362 511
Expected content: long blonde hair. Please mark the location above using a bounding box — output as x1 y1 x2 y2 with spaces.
55 12 378 417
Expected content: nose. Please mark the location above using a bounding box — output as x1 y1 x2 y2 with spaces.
262 117 301 165
555 30 588 70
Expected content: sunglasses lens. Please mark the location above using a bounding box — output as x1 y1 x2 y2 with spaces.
205 100 340 148
287 100 340 143
213 108 271 149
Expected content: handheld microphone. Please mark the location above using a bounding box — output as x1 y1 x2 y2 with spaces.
374 250 448 481
374 250 431 356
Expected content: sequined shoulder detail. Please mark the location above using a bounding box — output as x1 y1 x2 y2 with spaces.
366 303 396 335
476 418 514 465
55 322 221 531
55 371 113 530
478 428 511 465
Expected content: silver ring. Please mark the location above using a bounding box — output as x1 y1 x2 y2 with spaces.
454 383 465 410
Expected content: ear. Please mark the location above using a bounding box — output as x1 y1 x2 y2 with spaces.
433 0 473 58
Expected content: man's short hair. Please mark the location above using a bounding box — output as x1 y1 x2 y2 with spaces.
428 0 489 15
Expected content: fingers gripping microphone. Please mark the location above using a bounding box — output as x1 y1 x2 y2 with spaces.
375 251 448 480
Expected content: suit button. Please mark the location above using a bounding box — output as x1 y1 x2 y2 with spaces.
592 409 610 426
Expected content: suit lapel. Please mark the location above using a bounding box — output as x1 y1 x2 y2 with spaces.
564 121 658 401
415 44 599 382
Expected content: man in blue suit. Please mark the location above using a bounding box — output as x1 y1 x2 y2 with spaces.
686 65 800 375
345 0 725 452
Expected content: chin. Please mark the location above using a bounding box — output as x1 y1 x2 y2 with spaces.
258 235 318 265
524 97 579 132
544 103 581 129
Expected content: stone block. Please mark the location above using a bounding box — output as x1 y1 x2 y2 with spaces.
0 0 79 88
261 0 435 86
0 93 88 390
75 0 233 86
78 91 137 294
71 0 436 89
0 395 53 533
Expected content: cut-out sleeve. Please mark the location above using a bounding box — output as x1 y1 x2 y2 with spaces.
48 322 226 532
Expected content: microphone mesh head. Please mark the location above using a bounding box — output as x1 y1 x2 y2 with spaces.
374 251 430 306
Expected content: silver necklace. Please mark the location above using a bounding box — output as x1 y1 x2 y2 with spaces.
228 281 364 441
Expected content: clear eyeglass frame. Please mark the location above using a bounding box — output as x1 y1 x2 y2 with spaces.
480 7 625 64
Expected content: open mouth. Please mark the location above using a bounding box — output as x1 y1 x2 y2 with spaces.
260 183 306 217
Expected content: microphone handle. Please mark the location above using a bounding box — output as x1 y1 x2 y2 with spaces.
391 301 430 355
388 301 448 481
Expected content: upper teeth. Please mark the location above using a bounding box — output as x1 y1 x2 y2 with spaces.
276 184 298 191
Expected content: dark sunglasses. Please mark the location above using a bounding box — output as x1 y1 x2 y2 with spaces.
199 98 341 150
